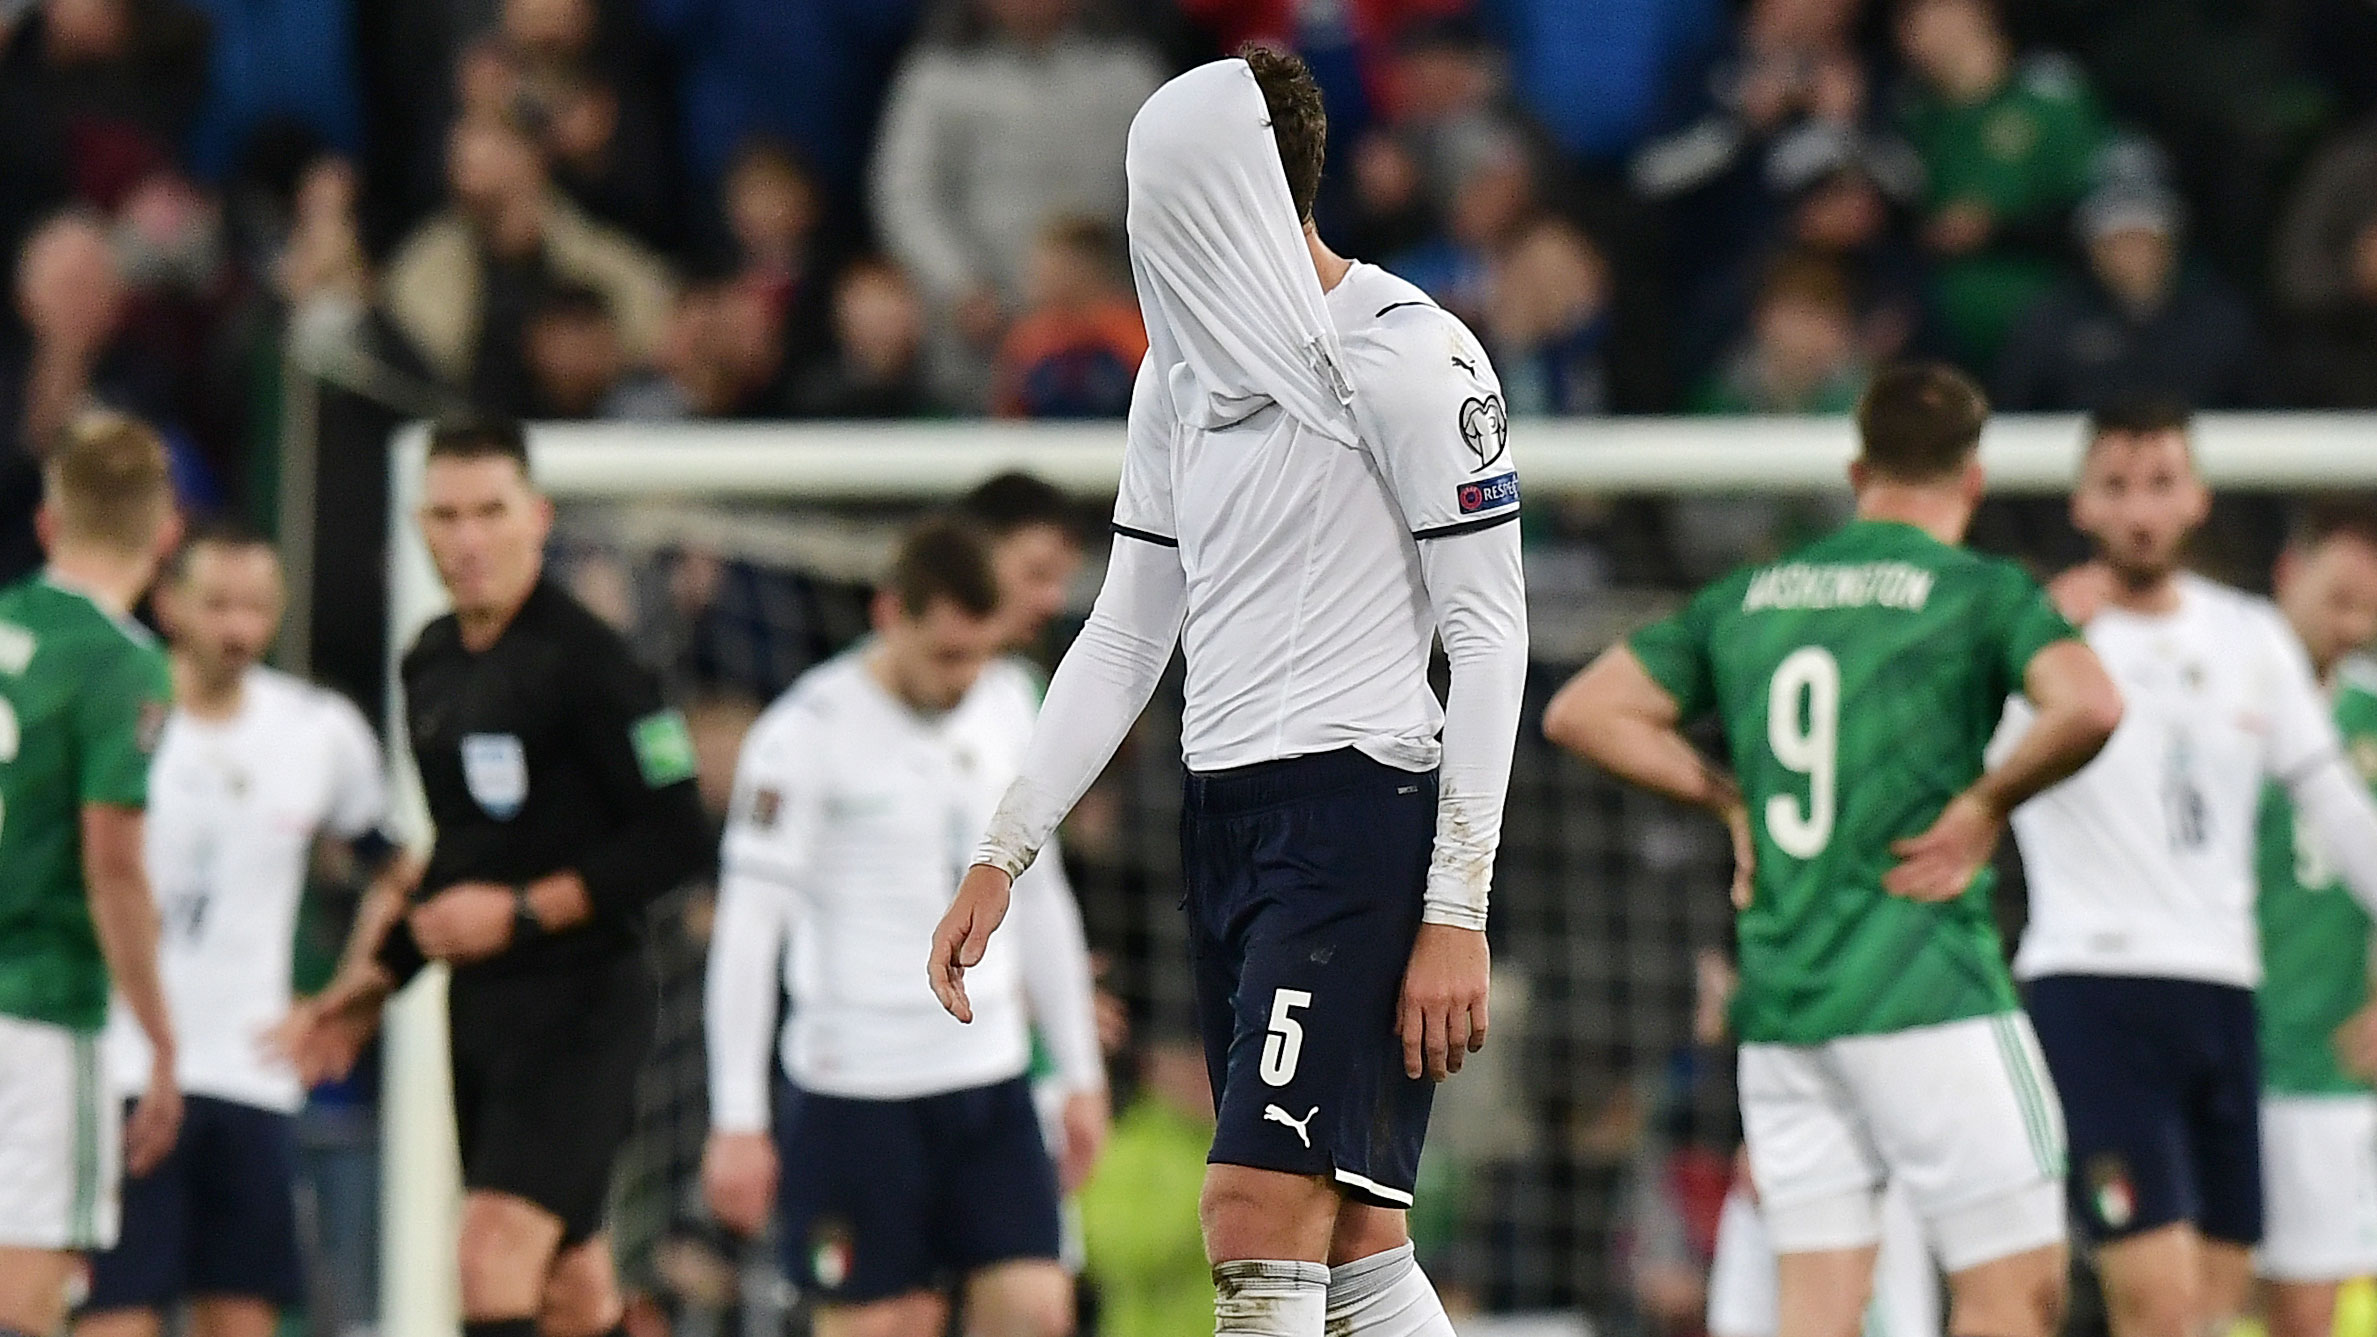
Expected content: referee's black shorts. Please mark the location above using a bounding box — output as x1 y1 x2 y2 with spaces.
1183 747 1439 1208
448 953 656 1244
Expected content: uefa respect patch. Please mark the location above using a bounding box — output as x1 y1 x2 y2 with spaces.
1457 470 1520 516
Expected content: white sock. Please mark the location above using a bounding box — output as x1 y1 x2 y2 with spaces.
1326 1243 1457 1337
1214 1260 1331 1337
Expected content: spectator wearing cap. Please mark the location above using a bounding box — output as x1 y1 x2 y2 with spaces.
1894 0 2110 368
871 0 1162 408
2271 112 2377 407
1677 120 1932 385
382 112 675 416
1633 0 1873 278
993 217 1145 420
1993 179 2261 411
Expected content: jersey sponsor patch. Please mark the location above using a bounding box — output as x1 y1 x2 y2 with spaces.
1457 470 1520 516
1459 393 1508 470
460 732 528 820
631 708 697 788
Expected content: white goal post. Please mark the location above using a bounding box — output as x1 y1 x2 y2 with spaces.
377 410 2377 1337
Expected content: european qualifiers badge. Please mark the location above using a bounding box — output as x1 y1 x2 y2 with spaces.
1457 471 1520 516
460 732 529 820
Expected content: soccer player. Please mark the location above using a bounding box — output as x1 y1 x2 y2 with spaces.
1543 362 2125 1337
0 412 183 1337
75 525 408 1337
957 472 1087 652
2007 402 2377 1337
702 516 1105 1337
930 50 1529 1337
2252 503 2377 1337
283 420 710 1337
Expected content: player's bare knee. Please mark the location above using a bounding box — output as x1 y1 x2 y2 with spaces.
538 1240 623 1337
816 1294 944 1337
1326 1203 1410 1268
966 1264 1074 1337
1947 1246 2066 1337
1200 1166 1337 1262
457 1197 564 1317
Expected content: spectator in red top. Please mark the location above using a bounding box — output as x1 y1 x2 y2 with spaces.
992 217 1145 420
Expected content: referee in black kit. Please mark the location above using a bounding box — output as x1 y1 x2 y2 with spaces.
282 419 708 1337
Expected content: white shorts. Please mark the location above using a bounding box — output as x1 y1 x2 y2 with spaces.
1739 1012 2066 1272
1706 1182 1941 1337
2259 1094 2377 1282
0 1013 120 1250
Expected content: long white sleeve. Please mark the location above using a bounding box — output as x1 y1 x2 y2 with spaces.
1414 521 1530 929
1012 840 1106 1095
2289 756 2377 920
976 537 1187 877
704 867 788 1133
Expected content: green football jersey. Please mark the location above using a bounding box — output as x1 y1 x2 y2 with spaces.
0 575 171 1032
2255 666 2377 1096
1631 520 2077 1044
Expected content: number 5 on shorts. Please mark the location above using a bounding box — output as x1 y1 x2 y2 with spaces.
1260 989 1312 1086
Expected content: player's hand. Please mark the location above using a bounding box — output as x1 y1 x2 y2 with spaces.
928 864 1013 1023
408 882 517 963
2336 1001 2377 1081
125 1062 181 1177
1399 924 1490 1081
265 978 386 1086
1885 791 2004 902
700 1131 779 1237
2047 562 2116 626
1058 1088 1111 1194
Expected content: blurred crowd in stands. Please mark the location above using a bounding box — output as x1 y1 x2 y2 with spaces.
6 0 2377 537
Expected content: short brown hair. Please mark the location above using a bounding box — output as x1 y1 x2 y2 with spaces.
1242 44 1327 223
1854 362 1990 483
2291 496 2377 557
165 517 275 587
427 417 531 471
46 412 172 553
887 514 1000 620
2086 396 2193 447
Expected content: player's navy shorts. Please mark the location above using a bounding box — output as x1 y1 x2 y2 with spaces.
448 953 656 1245
1183 747 1439 1208
83 1094 302 1311
772 1074 1061 1303
2026 974 2263 1244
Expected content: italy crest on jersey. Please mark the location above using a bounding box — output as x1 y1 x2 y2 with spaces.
460 732 528 819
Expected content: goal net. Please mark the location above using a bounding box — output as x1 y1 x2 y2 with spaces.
375 413 2377 1337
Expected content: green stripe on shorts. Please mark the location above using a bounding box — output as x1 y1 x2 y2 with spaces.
1991 1014 2062 1178
70 1031 98 1247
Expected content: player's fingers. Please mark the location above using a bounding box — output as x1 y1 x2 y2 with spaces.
1422 1006 1452 1081
1443 1006 1471 1074
1468 993 1490 1053
1400 993 1425 1080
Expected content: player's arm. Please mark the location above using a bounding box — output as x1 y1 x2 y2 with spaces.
1359 320 1531 1080
1010 844 1110 1191
701 718 813 1236
2265 625 2377 918
1544 645 1754 908
1887 638 2123 901
83 801 177 1173
932 361 1187 1021
75 650 179 1173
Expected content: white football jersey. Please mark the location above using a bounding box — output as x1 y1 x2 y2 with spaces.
1114 261 1520 774
715 653 1092 1104
107 668 387 1112
2004 575 2341 986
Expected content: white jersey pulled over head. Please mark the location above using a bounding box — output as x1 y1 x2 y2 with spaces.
975 57 1529 930
106 668 387 1112
708 654 1102 1125
2005 575 2347 986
